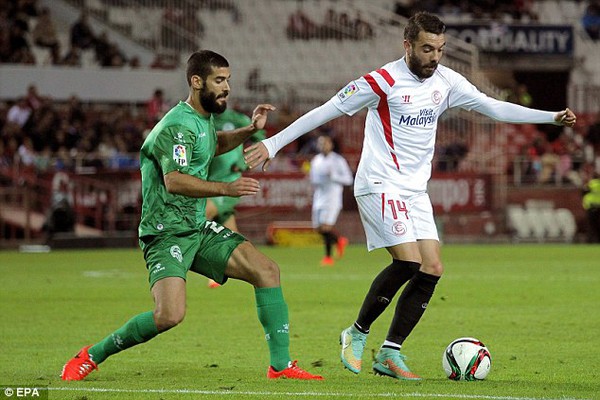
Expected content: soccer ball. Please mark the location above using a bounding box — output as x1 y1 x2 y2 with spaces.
442 337 491 381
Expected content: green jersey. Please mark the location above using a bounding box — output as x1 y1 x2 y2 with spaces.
139 101 217 237
208 109 266 183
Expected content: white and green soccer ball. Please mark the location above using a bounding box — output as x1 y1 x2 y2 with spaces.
442 337 491 381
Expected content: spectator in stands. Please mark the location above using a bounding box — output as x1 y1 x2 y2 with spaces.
7 98 31 128
245 12 577 381
0 139 11 168
25 84 43 111
93 31 111 64
32 7 60 56
582 2 600 40
66 95 86 125
146 88 170 128
17 136 37 168
582 173 600 242
70 12 96 50
0 8 11 62
60 46 81 66
515 83 533 107
394 0 416 19
44 173 75 238
8 17 34 64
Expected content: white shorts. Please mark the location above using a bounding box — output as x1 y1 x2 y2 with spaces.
312 204 342 228
356 192 439 251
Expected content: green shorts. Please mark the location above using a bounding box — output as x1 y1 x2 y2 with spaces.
210 196 240 225
139 220 246 288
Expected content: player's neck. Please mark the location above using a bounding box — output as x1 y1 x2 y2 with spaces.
185 95 210 117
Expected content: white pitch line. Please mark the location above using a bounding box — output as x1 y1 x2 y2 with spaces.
48 387 589 400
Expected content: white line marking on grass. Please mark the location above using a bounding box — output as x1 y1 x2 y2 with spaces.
48 387 589 400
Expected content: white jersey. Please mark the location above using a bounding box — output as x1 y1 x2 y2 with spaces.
310 151 354 210
331 57 557 196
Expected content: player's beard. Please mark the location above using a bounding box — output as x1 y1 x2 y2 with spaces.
199 86 227 114
408 50 438 79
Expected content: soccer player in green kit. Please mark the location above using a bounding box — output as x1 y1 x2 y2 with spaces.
61 50 323 381
205 109 265 288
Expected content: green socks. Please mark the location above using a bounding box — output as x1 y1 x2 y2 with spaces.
255 287 291 371
86 290 291 371
88 311 159 364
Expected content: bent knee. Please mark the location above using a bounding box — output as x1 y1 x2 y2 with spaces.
255 259 280 287
421 260 443 277
154 309 185 332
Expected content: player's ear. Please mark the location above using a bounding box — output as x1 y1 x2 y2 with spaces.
403 39 411 53
191 75 203 90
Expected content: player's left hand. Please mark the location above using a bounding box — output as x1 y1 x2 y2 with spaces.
244 142 271 171
251 104 276 131
554 108 576 127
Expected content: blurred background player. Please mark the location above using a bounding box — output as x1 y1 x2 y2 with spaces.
205 107 266 287
309 135 353 266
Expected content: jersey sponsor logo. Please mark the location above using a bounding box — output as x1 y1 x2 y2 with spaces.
176 132 184 142
173 144 187 166
170 245 183 262
401 94 411 103
398 108 436 127
337 81 359 103
431 90 442 105
150 263 165 274
198 132 206 138
392 221 407 236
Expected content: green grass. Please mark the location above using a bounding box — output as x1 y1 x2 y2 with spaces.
0 244 599 400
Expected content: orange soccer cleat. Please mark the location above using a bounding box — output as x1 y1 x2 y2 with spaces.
336 237 349 258
61 345 98 381
320 256 335 266
267 360 324 380
207 279 221 288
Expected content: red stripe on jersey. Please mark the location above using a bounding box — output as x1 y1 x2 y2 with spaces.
376 69 395 87
364 73 399 170
381 193 386 220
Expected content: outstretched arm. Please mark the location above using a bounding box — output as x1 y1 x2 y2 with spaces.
164 170 260 198
244 100 344 170
216 104 275 155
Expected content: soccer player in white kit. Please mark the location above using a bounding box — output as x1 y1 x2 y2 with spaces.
245 12 576 380
310 135 354 266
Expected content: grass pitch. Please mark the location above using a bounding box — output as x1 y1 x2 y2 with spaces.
0 244 599 400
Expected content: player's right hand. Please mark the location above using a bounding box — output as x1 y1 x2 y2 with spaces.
554 108 576 127
225 177 260 197
244 142 271 171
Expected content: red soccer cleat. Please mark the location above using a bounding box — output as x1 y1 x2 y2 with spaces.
320 256 335 266
61 345 98 381
207 279 221 288
336 237 349 258
267 360 324 380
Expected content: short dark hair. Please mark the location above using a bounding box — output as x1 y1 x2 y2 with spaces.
186 50 229 85
404 12 446 44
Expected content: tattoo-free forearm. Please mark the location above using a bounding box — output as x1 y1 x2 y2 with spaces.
216 124 256 155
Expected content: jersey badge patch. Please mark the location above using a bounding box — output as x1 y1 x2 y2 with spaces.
337 81 359 103
173 144 187 166
431 90 442 105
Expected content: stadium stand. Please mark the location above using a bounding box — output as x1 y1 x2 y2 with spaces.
1 0 598 246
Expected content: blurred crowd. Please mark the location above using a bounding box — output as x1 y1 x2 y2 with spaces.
0 85 146 174
393 0 539 22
